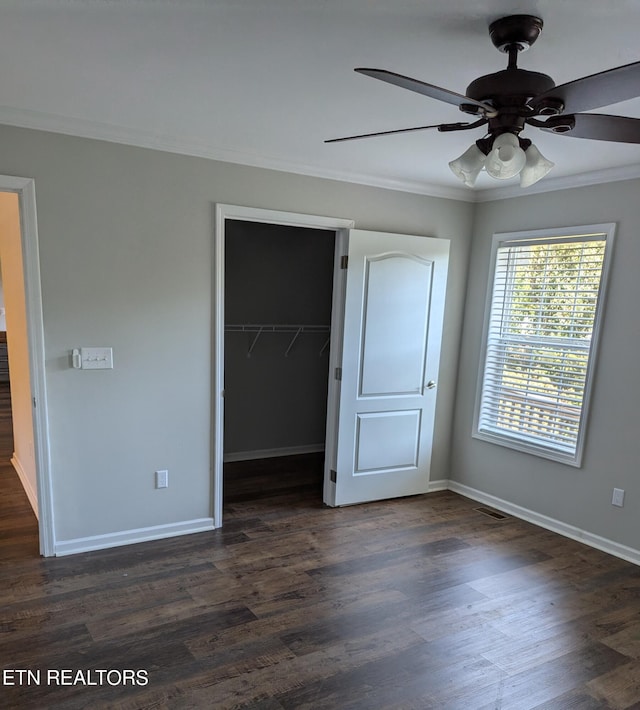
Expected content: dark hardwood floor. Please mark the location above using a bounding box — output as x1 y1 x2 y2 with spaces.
1 390 640 708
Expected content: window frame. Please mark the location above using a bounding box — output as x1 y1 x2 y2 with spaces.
472 223 616 467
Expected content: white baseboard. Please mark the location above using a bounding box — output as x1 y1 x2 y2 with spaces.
12 453 38 519
448 480 640 567
54 517 215 557
50 475 640 565
224 443 325 463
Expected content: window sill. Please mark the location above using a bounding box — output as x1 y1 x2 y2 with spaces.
472 427 582 467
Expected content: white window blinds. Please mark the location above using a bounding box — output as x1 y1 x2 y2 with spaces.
475 227 613 465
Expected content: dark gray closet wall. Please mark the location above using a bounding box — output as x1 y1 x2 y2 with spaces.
224 220 335 456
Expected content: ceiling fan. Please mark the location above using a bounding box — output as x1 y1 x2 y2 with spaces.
326 15 640 187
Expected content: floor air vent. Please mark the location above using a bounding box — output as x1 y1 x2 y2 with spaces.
474 506 509 521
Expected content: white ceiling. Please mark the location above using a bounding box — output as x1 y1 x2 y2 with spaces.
2 0 640 201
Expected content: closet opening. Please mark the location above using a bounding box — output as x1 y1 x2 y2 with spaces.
223 219 336 514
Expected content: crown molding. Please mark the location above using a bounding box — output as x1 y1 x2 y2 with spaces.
0 106 473 202
1 105 636 204
474 163 640 202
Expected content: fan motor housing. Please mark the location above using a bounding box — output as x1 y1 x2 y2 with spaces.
488 15 544 53
466 68 556 108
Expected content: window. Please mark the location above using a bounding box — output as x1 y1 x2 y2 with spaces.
474 224 614 466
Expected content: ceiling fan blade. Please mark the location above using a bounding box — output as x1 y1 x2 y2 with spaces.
325 120 485 143
529 60 640 114
355 68 496 116
539 113 640 143
325 123 445 144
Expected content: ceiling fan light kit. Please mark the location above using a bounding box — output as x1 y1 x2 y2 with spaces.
328 14 640 189
450 132 555 187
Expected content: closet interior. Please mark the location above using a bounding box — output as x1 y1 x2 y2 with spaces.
223 219 336 505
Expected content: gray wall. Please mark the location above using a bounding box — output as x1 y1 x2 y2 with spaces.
0 124 474 544
452 179 640 552
224 221 334 454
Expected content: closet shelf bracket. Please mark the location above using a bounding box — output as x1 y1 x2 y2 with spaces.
247 327 264 358
319 336 331 356
284 328 303 357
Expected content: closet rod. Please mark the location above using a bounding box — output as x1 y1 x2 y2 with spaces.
225 324 330 333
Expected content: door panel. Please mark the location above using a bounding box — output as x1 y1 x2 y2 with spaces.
360 255 431 397
355 409 421 472
333 229 449 506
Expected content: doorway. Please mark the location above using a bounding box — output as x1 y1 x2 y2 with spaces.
223 219 336 510
0 177 54 556
213 205 354 526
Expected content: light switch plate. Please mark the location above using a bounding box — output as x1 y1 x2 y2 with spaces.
612 487 625 507
156 470 169 489
80 347 113 369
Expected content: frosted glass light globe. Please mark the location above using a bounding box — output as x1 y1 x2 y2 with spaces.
485 133 526 179
520 144 555 187
448 144 486 187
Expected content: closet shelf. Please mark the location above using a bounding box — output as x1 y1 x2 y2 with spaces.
225 324 330 357
225 324 330 332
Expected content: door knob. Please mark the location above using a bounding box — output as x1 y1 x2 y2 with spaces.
426 380 437 389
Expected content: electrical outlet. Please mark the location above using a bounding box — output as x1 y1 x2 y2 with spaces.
155 470 169 489
612 487 625 507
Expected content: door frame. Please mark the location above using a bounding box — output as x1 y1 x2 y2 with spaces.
213 204 354 527
0 175 55 556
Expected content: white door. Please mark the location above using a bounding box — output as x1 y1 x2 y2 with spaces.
331 229 449 506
